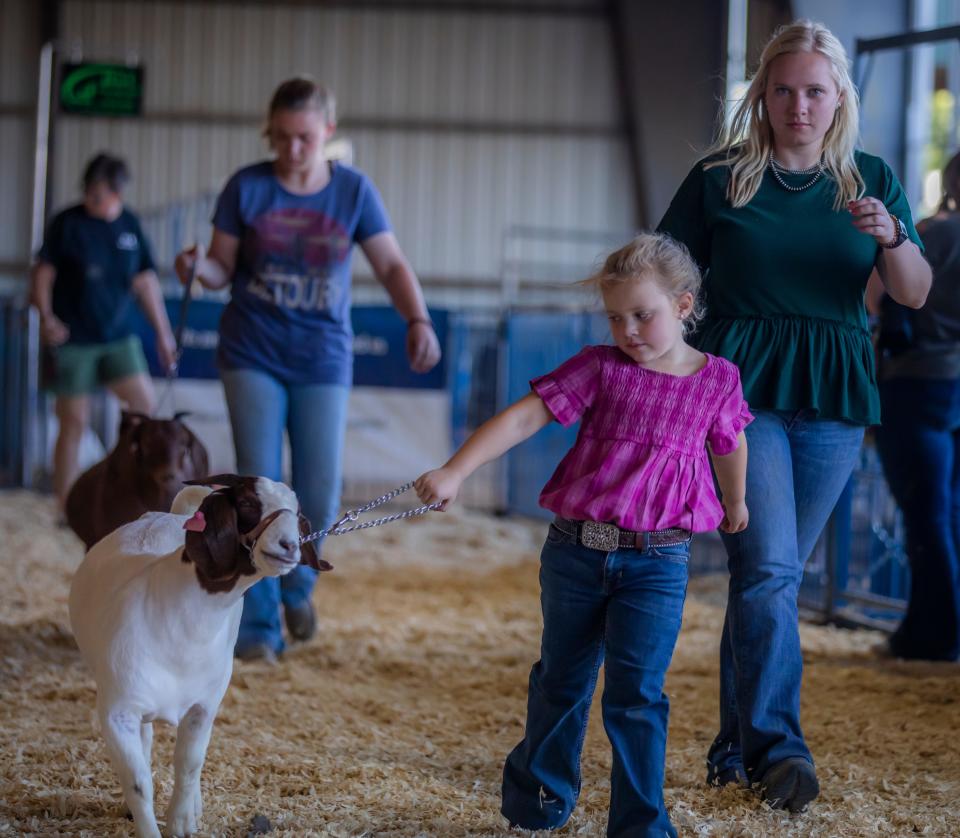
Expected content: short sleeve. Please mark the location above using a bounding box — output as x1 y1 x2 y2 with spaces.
211 171 244 238
354 177 392 243
706 364 753 455
657 161 710 270
36 212 64 264
879 160 924 253
133 217 156 273
530 347 603 427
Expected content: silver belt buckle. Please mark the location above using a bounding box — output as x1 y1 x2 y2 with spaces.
580 521 620 551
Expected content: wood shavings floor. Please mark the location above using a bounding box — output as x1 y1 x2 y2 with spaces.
1 490 958 837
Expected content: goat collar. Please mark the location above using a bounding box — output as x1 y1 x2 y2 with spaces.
240 508 295 554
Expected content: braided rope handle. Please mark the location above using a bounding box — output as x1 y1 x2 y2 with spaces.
300 481 442 544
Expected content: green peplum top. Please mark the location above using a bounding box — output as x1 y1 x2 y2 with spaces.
658 150 922 426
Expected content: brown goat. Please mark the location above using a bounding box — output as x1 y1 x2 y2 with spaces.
66 411 210 549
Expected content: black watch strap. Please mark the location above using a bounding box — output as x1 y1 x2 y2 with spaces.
881 215 908 249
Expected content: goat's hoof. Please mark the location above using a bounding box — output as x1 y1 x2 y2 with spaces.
165 803 199 837
235 642 279 664
132 821 163 838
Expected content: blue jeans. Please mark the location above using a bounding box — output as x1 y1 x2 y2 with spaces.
221 368 350 656
876 377 960 661
501 524 689 838
707 410 864 784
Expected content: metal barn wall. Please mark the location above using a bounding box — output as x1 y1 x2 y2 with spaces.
612 0 726 226
52 0 635 298
0 0 41 286
794 0 911 188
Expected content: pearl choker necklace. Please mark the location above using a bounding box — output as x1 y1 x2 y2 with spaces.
769 155 824 192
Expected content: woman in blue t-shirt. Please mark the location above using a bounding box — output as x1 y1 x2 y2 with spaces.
175 78 441 662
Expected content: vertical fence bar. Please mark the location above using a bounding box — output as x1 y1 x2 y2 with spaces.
24 41 55 488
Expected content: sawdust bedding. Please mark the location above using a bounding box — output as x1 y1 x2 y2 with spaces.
1 489 958 837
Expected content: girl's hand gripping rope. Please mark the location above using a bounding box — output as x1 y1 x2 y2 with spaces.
414 467 464 511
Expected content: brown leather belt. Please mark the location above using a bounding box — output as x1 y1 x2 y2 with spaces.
553 516 692 552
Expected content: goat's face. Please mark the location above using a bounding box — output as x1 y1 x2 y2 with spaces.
243 478 308 575
181 474 330 593
120 411 210 510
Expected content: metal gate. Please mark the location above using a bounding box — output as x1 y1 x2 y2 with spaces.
0 297 41 489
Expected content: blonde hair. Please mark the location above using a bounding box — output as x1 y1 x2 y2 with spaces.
706 19 864 210
583 232 705 335
263 77 336 137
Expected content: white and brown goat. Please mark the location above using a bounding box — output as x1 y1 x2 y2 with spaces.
68 475 330 838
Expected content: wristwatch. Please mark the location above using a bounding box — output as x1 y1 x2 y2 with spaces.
881 214 908 249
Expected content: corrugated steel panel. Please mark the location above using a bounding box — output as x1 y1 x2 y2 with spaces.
53 122 632 277
53 0 634 296
59 1 619 125
0 1 40 275
0 116 36 267
0 0 39 106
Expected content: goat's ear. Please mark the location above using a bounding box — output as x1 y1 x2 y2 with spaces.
120 410 148 442
186 473 245 489
298 512 333 572
182 491 251 582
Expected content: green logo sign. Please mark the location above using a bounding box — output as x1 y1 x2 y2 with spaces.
60 63 143 116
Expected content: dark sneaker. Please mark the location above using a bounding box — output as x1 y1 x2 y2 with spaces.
284 600 316 642
707 763 750 788
759 757 820 812
235 643 279 665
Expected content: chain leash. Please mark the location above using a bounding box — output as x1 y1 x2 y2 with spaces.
300 481 442 544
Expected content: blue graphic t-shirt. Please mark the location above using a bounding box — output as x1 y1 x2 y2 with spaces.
212 160 391 385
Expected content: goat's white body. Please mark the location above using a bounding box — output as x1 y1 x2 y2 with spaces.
70 511 242 725
69 479 303 838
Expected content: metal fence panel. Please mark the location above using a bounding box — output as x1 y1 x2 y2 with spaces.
0 297 40 488
800 440 909 627
502 310 608 518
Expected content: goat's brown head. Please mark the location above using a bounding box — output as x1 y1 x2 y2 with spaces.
120 411 210 511
181 474 330 593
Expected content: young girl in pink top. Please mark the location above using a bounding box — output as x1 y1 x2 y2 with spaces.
415 232 751 837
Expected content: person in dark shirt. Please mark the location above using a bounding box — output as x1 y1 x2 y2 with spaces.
29 153 176 516
869 150 960 661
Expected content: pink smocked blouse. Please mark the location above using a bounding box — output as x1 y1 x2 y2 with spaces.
531 345 753 533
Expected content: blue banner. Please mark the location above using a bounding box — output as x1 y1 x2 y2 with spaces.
352 306 447 390
131 300 447 390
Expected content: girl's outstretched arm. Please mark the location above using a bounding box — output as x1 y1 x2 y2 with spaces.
709 431 749 533
415 393 554 509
